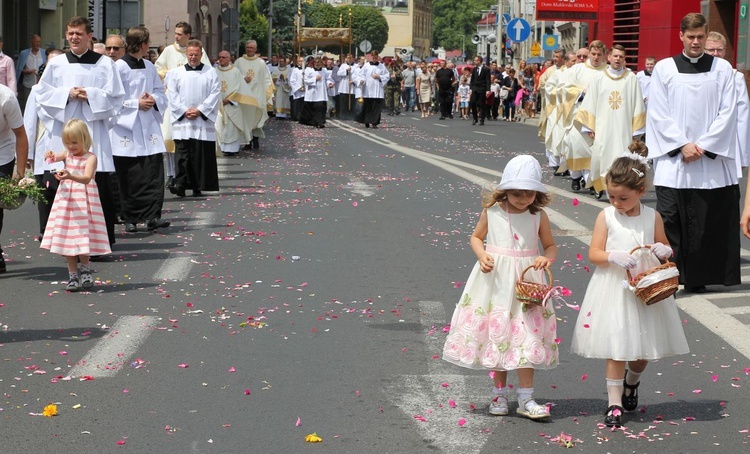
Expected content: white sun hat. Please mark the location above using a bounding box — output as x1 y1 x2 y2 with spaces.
497 155 548 193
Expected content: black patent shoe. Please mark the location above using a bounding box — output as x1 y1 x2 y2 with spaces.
571 177 582 191
604 405 624 427
147 218 171 230
622 371 640 411
124 223 137 233
0 254 6 274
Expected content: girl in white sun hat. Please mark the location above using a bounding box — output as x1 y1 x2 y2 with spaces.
443 155 559 420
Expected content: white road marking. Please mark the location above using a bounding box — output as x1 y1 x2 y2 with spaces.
67 316 158 378
346 177 378 197
434 123 449 127
331 119 750 360
385 301 496 453
675 295 750 360
153 212 214 282
154 254 197 281
723 306 750 315
474 131 495 136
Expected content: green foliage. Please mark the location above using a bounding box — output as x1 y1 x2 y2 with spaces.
239 0 268 54
305 3 388 54
433 0 496 59
256 0 300 56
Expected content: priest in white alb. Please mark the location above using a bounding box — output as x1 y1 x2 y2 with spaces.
215 50 244 156
574 44 646 194
35 16 125 247
355 51 389 129
271 57 291 119
289 56 306 121
111 26 170 233
233 40 274 149
154 21 210 190
336 54 357 120
299 57 333 128
537 49 564 171
560 41 607 192
165 40 221 198
646 13 739 293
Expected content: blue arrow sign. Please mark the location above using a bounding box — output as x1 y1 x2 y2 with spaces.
503 13 511 25
507 18 531 43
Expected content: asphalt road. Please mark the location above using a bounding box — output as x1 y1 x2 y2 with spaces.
1 111 748 453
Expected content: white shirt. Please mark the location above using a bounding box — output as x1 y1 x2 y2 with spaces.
0 84 23 165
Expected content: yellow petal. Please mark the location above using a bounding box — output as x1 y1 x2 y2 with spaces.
42 404 58 417
304 433 323 443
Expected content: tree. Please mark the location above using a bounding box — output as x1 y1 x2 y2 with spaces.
239 0 268 55
304 3 388 55
255 0 299 56
433 0 496 59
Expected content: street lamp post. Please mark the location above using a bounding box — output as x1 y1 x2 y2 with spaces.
268 0 274 57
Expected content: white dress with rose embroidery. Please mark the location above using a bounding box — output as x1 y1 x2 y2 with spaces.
442 205 558 371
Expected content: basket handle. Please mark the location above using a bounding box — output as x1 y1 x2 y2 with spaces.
519 265 553 285
626 245 671 281
628 245 672 264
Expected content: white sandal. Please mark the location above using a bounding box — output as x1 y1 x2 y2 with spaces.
489 395 509 416
516 397 550 420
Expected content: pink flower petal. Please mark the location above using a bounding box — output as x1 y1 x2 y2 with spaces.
458 418 467 427
561 288 573 297
178 363 189 368
116 440 126 445
692 389 702 394
572 198 579 206
576 253 583 261
581 374 588 381
441 382 450 388
448 399 457 408
228 367 236 373
295 417 301 427
352 201 358 207
711 374 718 382
244 389 251 395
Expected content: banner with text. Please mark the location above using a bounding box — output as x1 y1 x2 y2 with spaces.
536 0 598 21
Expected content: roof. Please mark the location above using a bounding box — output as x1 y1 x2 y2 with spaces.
477 13 497 25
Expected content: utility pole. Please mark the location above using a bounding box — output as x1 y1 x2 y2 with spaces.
268 0 274 57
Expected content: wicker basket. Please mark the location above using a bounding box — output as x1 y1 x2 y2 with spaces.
0 194 26 210
515 266 553 306
626 246 679 305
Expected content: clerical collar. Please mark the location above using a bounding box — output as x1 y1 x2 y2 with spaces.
218 64 234 71
682 51 705 63
66 50 102 64
369 61 379 65
185 63 204 71
607 66 624 77
674 52 713 74
123 53 146 70
174 42 187 53
644 70 652 76
585 60 606 70
243 54 259 61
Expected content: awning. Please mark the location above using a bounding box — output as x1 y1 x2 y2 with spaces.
297 28 353 47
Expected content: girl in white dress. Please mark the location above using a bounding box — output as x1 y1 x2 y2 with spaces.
443 155 559 420
571 144 689 427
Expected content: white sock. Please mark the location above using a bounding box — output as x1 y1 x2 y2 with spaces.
517 387 533 402
606 378 623 407
492 386 509 397
625 370 641 386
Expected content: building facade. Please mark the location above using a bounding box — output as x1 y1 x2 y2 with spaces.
380 0 433 59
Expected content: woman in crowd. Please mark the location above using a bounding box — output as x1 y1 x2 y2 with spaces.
416 62 432 118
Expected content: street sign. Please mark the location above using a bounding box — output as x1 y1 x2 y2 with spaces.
542 34 560 51
507 18 531 43
531 41 541 57
502 13 510 25
359 40 372 53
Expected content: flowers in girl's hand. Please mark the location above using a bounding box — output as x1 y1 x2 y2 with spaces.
42 404 58 417
0 174 47 209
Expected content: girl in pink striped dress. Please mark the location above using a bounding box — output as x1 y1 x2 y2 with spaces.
41 119 110 292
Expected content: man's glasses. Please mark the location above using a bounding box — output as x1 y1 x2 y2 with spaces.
576 54 587 59
105 46 121 51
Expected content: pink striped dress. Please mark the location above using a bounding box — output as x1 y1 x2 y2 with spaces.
41 153 111 256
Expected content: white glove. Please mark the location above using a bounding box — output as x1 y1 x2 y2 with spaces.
608 251 637 269
650 242 673 260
